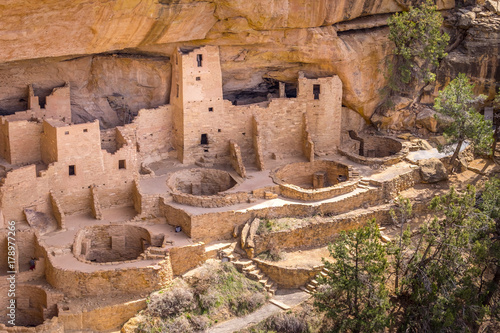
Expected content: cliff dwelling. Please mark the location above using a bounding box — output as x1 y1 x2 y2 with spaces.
0 2 498 328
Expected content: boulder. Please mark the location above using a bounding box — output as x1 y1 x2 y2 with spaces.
419 158 448 183
416 108 438 133
485 0 500 14
457 11 476 29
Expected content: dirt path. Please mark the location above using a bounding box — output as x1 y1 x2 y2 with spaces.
208 289 310 333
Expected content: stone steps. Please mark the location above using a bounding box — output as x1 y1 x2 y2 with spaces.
233 259 277 296
302 266 329 294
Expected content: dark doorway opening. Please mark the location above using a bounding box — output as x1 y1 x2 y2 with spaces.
69 165 76 176
313 84 321 100
201 134 208 145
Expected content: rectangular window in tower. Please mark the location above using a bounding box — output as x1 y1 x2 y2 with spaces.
313 84 321 100
176 84 179 98
119 160 126 169
201 134 208 145
197 54 203 67
69 165 76 176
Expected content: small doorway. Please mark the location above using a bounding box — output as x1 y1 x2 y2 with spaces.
200 134 208 145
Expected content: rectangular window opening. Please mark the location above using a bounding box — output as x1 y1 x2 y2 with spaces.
218 129 221 132
200 133 208 145
208 107 213 112
313 84 321 100
64 131 69 135
176 84 179 98
197 54 203 67
196 77 201 81
83 129 88 133
69 165 76 176
119 160 126 169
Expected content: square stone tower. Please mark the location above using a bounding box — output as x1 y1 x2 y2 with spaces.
170 46 224 164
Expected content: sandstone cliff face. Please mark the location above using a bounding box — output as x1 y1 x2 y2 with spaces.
438 9 500 99
0 0 456 127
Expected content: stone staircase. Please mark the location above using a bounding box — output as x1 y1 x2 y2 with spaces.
301 266 329 294
357 178 371 189
233 259 278 296
141 246 169 260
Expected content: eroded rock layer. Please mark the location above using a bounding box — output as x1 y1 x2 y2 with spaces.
0 0 457 127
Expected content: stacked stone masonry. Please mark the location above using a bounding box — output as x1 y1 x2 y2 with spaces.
0 45 431 332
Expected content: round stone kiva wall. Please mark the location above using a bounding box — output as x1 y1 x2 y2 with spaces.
271 160 359 201
167 168 237 195
340 135 408 166
74 225 151 263
273 160 349 189
361 136 403 158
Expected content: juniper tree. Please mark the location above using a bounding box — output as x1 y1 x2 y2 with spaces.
387 0 449 100
399 186 496 332
314 220 390 333
433 73 493 171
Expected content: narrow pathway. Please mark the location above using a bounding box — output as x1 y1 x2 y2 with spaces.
208 289 310 333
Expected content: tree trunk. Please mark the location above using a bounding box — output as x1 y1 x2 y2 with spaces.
490 126 498 160
449 139 464 173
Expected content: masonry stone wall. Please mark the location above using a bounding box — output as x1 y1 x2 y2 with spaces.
253 206 393 255
58 298 147 332
127 105 174 164
1 119 139 220
162 186 384 243
0 318 64 333
74 225 150 263
229 140 246 178
252 115 265 170
298 75 342 155
0 120 43 165
169 242 205 276
44 254 169 298
274 160 350 188
100 128 118 153
253 258 322 289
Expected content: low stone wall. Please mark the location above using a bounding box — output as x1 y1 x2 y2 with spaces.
133 179 162 218
229 140 246 178
254 205 394 255
171 191 250 208
44 253 171 298
271 160 359 201
378 166 421 198
169 242 205 276
58 298 147 332
339 137 410 166
0 317 64 333
165 186 385 243
253 258 322 288
278 180 359 201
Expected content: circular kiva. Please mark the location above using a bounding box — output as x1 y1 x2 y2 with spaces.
339 135 408 166
73 225 151 264
271 160 360 201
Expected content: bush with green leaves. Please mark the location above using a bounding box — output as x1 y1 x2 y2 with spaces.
314 220 390 333
387 0 449 98
395 185 497 332
434 73 493 169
